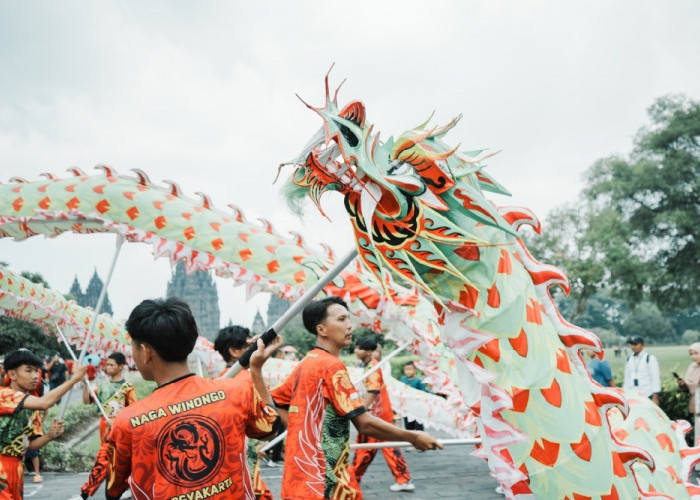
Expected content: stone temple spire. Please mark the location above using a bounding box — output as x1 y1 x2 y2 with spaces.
166 261 220 341
266 294 291 328
83 269 114 316
69 276 84 303
252 309 266 334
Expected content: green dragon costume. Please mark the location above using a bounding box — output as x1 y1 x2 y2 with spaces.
280 71 700 498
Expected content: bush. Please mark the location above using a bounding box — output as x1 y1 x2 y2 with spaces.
41 441 93 472
682 329 700 344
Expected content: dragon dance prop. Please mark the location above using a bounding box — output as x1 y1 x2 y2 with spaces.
0 166 474 433
280 72 700 498
0 263 130 358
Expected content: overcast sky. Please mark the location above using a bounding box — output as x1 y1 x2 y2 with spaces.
1 1 699 328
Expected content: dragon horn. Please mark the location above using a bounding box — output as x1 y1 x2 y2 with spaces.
39 172 57 180
324 63 335 104
9 176 28 183
332 78 346 104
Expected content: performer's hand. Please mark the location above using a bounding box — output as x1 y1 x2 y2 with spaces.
72 363 88 380
250 336 284 370
410 431 443 451
49 418 65 439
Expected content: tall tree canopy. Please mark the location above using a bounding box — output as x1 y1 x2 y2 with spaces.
585 94 700 310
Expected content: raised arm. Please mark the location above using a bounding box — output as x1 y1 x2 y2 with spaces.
23 364 88 411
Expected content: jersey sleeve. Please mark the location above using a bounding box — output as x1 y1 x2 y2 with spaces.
0 388 28 416
125 384 138 407
105 414 133 500
324 363 365 419
364 364 383 394
244 386 282 440
29 411 43 439
271 374 293 410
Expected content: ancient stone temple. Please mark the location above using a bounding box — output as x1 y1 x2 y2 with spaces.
166 261 220 341
69 270 113 316
266 294 291 328
251 310 266 334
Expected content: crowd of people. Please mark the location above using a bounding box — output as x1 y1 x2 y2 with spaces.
0 296 442 499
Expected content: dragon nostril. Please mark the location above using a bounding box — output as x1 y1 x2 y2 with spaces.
337 122 359 147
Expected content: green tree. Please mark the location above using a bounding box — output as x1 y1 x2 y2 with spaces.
278 315 318 356
585 95 700 310
524 204 607 324
681 329 700 344
622 302 676 343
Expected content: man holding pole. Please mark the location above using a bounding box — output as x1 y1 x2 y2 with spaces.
349 337 414 492
0 349 87 500
80 352 137 499
271 297 442 500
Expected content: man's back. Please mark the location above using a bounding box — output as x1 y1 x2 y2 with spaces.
107 372 277 500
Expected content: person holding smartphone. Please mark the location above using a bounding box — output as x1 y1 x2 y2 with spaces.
677 342 700 415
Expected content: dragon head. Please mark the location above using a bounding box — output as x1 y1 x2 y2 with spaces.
282 71 516 303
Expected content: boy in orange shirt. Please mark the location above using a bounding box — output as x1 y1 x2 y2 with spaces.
1 350 87 499
105 297 283 500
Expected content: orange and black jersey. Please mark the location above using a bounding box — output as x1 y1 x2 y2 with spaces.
106 372 281 500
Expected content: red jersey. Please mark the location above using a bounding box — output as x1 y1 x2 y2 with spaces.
271 347 366 500
362 358 394 423
106 372 279 500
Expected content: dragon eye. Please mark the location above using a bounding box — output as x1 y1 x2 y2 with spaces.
334 120 359 148
388 161 412 176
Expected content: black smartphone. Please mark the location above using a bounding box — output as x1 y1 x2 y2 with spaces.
672 371 681 379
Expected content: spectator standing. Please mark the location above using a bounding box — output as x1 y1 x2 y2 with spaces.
399 361 428 431
622 337 661 404
47 354 68 403
585 349 615 387
677 342 700 415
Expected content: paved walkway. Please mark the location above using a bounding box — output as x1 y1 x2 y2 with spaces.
23 432 502 499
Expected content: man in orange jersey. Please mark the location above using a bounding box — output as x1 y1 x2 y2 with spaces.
1 349 87 499
214 325 274 500
80 352 137 499
105 297 283 500
271 297 442 500
349 337 413 492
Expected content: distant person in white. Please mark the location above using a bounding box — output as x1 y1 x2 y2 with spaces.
622 336 661 404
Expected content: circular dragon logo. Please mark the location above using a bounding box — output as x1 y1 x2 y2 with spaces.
156 414 225 487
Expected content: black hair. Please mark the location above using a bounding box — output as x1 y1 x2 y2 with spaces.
356 337 378 351
403 360 415 368
214 325 251 363
108 352 127 366
4 350 42 371
302 296 348 335
125 297 198 362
